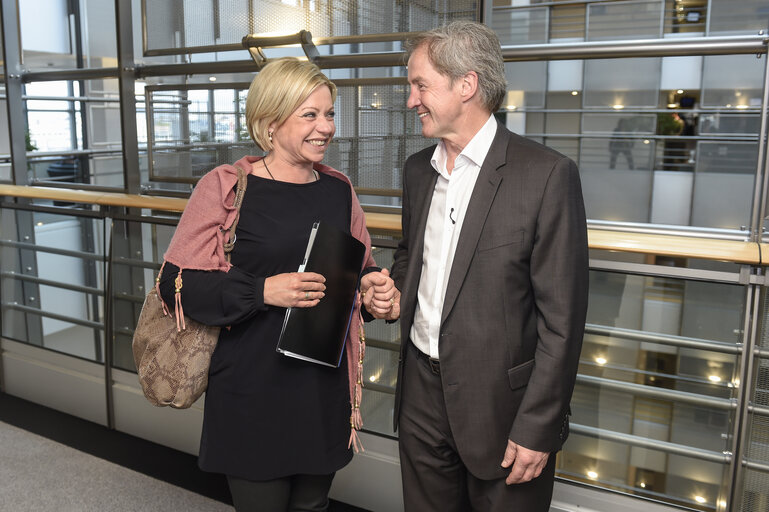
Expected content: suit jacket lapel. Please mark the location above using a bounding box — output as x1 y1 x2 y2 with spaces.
441 126 510 324
402 159 439 328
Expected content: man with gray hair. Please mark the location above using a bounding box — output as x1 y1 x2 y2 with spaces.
386 20 589 510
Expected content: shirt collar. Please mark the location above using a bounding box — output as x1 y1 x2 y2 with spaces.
430 114 498 175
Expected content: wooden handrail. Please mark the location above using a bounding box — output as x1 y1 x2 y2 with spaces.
0 184 762 265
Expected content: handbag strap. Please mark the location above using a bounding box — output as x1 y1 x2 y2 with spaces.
222 165 248 263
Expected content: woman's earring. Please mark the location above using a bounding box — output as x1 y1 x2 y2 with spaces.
268 130 273 142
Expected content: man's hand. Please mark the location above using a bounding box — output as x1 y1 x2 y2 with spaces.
500 440 549 485
360 269 400 320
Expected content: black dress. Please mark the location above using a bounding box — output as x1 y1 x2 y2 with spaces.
159 172 354 481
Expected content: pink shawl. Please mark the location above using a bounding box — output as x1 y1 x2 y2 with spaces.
164 155 375 451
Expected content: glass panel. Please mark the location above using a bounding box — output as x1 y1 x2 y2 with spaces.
708 0 769 34
491 7 548 45
583 58 661 108
147 85 253 182
690 141 757 230
20 0 117 70
698 113 761 136
701 54 764 109
560 271 743 510
587 0 663 41
25 79 124 188
582 113 657 135
504 61 547 109
579 135 654 223
0 209 106 362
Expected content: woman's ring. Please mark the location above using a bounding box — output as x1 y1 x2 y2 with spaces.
305 291 310 300
390 297 395 306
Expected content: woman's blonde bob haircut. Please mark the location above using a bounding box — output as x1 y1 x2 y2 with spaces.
245 58 337 151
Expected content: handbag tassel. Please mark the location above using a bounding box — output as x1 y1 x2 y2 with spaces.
347 310 366 453
174 269 186 332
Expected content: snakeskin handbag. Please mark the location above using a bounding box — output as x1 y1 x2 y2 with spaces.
132 167 247 408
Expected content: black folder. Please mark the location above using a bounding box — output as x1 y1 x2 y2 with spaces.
276 221 366 367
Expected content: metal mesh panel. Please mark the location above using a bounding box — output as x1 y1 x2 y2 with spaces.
741 468 769 512
144 0 478 54
745 415 769 463
740 291 769 511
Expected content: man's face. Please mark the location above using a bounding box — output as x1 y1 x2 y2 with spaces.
406 45 464 140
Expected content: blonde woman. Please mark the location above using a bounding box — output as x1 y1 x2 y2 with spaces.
159 58 396 511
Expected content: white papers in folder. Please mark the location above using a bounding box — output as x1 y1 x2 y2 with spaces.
297 221 320 272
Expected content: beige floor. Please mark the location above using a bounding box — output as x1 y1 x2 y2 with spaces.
0 421 233 512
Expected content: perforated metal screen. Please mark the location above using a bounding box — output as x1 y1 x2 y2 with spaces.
144 0 478 54
740 292 769 511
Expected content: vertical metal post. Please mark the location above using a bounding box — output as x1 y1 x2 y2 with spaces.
1 0 43 345
728 285 762 512
750 49 769 241
480 0 492 25
112 0 145 430
115 0 140 194
103 213 115 429
1 0 28 187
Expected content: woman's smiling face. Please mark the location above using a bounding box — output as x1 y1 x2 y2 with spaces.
270 86 336 166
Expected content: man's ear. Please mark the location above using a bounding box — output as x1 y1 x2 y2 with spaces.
460 71 479 102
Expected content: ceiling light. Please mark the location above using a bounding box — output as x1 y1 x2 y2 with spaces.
595 357 607 365
709 375 722 383
695 496 706 504
209 76 217 82
639 482 646 488
677 89 684 94
587 471 598 479
571 90 579 96
612 104 624 110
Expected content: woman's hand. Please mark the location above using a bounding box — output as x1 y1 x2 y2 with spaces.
264 272 326 308
361 269 400 320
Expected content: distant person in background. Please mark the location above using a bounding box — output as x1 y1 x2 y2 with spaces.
158 57 395 511
609 117 635 170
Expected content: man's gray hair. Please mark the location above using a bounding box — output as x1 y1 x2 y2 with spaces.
405 21 507 113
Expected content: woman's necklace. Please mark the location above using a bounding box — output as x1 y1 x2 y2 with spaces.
262 158 318 182
262 158 276 180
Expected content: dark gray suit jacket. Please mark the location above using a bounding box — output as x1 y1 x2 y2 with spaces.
391 123 589 480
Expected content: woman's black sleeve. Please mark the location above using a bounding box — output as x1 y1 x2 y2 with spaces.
157 262 268 327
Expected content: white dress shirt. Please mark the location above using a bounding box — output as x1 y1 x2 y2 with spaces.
410 114 498 359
